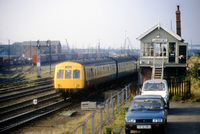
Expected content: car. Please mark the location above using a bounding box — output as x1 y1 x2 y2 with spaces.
141 79 170 108
124 95 168 134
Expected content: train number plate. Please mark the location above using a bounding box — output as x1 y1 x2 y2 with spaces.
137 125 151 129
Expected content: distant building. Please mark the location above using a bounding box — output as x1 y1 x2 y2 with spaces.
22 40 61 59
0 42 22 56
12 42 22 56
0 45 8 55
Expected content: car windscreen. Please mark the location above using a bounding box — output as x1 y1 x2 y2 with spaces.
128 98 163 110
144 82 165 91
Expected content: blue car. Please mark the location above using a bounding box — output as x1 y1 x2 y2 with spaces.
124 95 168 134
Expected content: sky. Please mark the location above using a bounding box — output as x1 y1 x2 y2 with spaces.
0 0 199 49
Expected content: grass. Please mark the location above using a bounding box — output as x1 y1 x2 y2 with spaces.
58 95 133 134
170 54 200 103
102 96 133 134
185 55 200 102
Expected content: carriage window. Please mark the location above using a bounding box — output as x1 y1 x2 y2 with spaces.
57 70 63 79
73 70 80 79
65 70 71 79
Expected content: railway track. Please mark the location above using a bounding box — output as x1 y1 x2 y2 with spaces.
0 92 60 120
0 75 72 133
0 84 53 103
0 66 35 89
0 99 71 133
0 77 53 94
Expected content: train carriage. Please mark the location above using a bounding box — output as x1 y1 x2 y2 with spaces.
54 56 137 98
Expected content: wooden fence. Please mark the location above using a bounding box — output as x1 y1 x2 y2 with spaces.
167 79 191 98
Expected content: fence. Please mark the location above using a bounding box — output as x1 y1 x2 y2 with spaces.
69 85 131 134
167 79 191 98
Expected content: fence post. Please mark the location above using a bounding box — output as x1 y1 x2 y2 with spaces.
111 97 114 120
188 80 191 97
82 123 85 134
106 101 109 125
128 85 130 100
121 89 124 105
100 107 103 134
92 113 95 134
117 92 120 112
182 82 184 97
125 86 128 104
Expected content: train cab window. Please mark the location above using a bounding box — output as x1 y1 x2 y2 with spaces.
57 70 64 79
65 70 71 79
73 70 80 79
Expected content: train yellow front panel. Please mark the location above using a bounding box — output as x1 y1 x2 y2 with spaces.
54 62 84 89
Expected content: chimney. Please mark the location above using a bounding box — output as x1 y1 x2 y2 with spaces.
176 5 181 36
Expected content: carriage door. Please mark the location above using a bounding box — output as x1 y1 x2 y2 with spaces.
179 46 186 63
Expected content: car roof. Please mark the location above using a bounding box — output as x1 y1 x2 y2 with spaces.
134 95 163 99
143 79 167 83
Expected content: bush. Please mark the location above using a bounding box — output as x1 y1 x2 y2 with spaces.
104 126 112 134
171 95 182 102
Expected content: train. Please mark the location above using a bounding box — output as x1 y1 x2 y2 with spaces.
32 52 109 65
54 56 138 98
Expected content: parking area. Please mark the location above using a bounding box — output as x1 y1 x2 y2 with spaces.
121 102 200 134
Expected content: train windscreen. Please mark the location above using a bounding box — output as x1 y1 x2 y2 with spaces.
57 70 64 79
65 70 72 79
73 70 80 79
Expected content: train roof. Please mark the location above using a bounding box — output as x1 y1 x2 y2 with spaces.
113 56 137 62
74 58 114 66
58 56 137 67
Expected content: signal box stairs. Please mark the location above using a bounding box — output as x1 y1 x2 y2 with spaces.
152 67 163 79
152 57 165 79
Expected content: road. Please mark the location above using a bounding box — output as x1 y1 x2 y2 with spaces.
121 102 200 134
167 102 200 134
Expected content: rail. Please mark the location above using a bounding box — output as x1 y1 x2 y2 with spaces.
69 85 131 134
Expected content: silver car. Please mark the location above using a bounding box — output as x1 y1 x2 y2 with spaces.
141 79 169 108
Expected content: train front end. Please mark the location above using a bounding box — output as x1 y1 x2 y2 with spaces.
54 62 85 93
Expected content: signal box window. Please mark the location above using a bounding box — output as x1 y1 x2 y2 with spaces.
65 70 71 79
73 70 80 79
57 70 63 79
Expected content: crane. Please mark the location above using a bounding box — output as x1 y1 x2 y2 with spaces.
127 37 135 56
65 39 70 52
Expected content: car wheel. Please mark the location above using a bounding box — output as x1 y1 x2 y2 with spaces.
125 129 130 134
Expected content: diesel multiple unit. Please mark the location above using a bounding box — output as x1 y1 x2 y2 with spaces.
54 56 138 97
